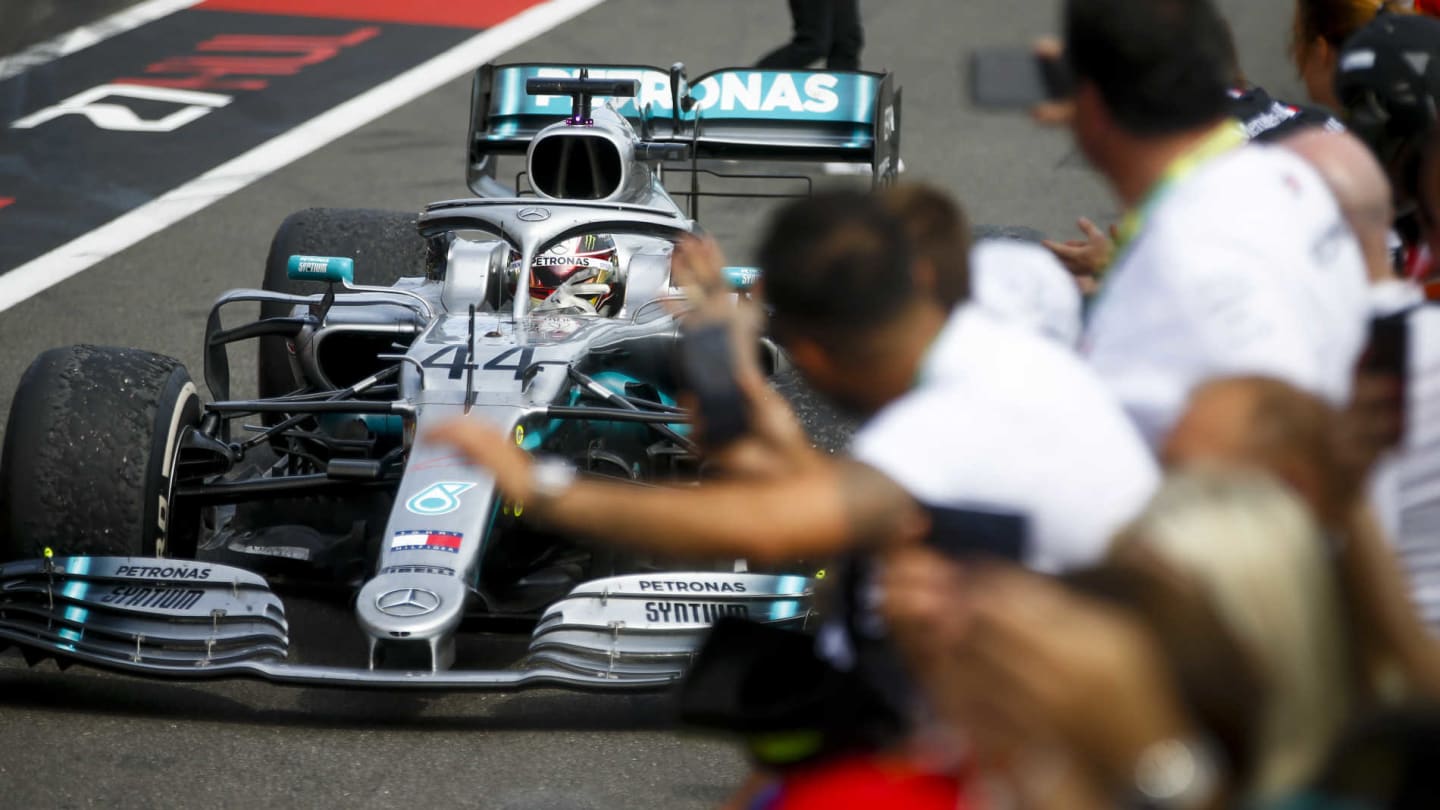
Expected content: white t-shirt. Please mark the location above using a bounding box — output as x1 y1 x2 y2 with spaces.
971 239 1083 347
851 304 1159 572
1084 143 1370 448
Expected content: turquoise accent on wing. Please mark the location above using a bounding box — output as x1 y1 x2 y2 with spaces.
287 254 355 284
722 266 761 291
58 556 92 650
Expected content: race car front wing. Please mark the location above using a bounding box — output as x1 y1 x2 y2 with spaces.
0 556 814 691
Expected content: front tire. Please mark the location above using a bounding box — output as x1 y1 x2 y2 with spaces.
0 346 201 561
257 207 427 400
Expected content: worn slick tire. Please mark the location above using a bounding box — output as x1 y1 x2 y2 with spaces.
0 345 201 561
257 207 427 400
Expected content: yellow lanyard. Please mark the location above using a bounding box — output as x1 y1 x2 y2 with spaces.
1111 121 1248 258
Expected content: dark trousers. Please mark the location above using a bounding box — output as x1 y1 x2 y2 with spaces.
755 0 863 70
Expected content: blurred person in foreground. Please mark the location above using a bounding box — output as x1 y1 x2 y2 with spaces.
425 188 1155 573
1282 129 1405 289
1052 0 1369 448
1334 12 1440 286
426 188 1157 805
880 479 1271 809
885 468 1357 805
884 184 1083 346
1164 377 1440 696
1044 16 1343 287
1292 0 1412 111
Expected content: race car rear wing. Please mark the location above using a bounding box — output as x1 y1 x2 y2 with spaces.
467 62 901 196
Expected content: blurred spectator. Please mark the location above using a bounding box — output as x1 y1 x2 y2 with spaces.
880 184 1082 345
1292 0 1411 111
432 187 1158 808
969 239 1083 346
1061 0 1369 447
1309 707 1440 807
1110 468 1356 799
1283 129 1402 285
1164 376 1440 698
427 188 1155 573
755 0 863 71
1220 17 1344 143
1044 18 1344 285
1336 12 1440 286
880 546 1264 809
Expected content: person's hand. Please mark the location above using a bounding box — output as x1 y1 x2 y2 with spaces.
878 551 1195 793
703 371 819 479
671 235 818 474
1042 217 1115 294
671 235 767 370
671 235 747 324
1030 38 1075 128
1338 369 1404 485
423 419 535 502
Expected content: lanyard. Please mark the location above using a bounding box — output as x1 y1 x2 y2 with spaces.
1111 121 1248 256
1085 121 1248 322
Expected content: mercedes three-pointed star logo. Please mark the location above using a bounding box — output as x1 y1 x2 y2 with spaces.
517 207 551 222
375 588 441 617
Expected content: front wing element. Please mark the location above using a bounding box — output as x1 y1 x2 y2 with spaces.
527 572 815 679
0 557 815 691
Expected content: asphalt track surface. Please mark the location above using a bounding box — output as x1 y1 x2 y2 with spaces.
0 1 1305 807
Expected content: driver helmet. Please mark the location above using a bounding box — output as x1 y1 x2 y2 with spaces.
525 233 620 313
1334 13 1440 204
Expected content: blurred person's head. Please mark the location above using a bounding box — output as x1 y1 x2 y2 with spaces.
1292 0 1408 110
1062 0 1233 201
1064 556 1266 796
881 547 1264 808
880 184 1081 343
757 189 959 416
1162 376 1361 527
1334 12 1440 210
1112 467 1353 798
878 184 971 310
1284 129 1397 281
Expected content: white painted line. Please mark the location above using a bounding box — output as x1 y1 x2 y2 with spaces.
0 0 203 82
0 0 609 313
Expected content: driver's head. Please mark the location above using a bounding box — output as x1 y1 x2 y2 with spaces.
526 233 620 313
757 189 956 417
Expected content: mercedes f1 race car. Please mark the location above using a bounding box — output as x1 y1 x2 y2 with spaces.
0 61 900 690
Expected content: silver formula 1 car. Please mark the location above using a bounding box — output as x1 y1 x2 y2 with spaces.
0 62 900 690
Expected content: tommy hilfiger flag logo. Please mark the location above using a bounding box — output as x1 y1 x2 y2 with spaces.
391 530 463 554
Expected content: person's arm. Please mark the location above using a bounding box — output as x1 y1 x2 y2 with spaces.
424 418 925 563
1343 501 1440 699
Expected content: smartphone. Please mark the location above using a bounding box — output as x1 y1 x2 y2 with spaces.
969 48 1073 109
678 322 751 448
924 505 1028 562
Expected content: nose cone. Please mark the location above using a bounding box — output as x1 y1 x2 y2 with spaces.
356 572 468 644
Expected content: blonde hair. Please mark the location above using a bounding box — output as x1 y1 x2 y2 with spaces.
1114 467 1352 799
